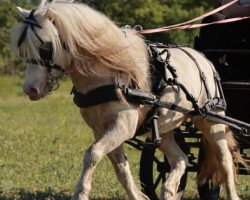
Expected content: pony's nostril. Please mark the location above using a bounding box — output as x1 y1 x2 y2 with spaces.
29 88 39 95
28 87 39 97
26 87 40 100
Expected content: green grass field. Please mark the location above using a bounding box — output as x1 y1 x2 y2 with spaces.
0 75 249 200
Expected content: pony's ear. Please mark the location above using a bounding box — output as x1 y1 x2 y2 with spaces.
38 0 50 9
46 8 55 23
16 7 30 19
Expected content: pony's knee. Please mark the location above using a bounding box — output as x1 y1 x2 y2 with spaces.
83 144 103 166
169 154 188 173
179 156 188 173
182 154 188 167
165 155 188 193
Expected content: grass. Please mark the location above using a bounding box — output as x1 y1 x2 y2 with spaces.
0 75 249 200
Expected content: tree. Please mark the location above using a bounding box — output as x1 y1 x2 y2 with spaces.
0 0 20 74
0 0 221 74
0 0 36 74
83 0 219 44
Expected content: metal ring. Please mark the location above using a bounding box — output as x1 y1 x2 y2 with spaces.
171 82 180 93
124 25 131 29
133 25 143 31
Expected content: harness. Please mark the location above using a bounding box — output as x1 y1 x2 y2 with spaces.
17 10 250 144
72 42 247 146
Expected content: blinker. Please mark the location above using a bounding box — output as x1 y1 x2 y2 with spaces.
39 42 53 61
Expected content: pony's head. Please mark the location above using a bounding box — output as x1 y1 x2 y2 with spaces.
11 0 150 101
11 0 73 100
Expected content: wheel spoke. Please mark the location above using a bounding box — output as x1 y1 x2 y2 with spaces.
153 172 165 190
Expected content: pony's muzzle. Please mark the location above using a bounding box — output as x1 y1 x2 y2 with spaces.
23 84 41 101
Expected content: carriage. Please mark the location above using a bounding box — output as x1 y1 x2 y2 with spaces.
12 1 250 200
129 18 250 199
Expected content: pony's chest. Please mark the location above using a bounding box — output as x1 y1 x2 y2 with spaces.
79 102 121 134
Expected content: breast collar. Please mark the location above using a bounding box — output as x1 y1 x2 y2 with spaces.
71 85 119 108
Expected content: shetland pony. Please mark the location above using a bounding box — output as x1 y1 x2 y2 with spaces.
11 0 245 199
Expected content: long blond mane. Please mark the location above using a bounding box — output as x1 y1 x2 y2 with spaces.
12 0 150 91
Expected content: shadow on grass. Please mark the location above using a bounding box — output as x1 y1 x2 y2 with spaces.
0 188 71 200
181 195 250 200
0 188 125 200
0 189 249 200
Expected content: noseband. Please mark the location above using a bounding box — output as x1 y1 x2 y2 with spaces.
18 9 65 93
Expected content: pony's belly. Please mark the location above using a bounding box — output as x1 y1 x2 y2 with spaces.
158 110 185 134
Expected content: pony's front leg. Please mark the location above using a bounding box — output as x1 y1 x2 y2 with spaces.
71 109 139 200
108 146 149 200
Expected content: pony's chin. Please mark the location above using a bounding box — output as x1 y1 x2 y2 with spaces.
29 95 41 101
41 84 50 98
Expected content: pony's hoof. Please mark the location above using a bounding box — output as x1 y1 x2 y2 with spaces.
71 193 89 200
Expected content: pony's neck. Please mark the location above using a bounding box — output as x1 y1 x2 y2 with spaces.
69 64 114 94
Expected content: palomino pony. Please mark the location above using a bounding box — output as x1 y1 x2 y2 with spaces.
11 0 245 199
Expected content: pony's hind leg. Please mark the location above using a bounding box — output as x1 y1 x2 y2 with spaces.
194 118 240 200
159 132 188 200
108 145 148 200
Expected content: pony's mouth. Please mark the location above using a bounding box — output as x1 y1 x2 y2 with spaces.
28 92 40 101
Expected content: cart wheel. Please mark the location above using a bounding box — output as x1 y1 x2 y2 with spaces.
140 138 188 200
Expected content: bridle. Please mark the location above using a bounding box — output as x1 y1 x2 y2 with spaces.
18 9 66 93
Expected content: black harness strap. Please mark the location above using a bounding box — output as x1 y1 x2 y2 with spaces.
178 47 213 100
147 42 184 95
214 71 227 108
26 59 64 73
72 85 119 108
18 9 43 47
177 47 227 115
123 87 193 115
200 51 227 109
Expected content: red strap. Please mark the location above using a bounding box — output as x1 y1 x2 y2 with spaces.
139 16 250 34
139 0 241 34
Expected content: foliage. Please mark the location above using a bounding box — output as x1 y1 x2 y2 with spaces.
0 0 20 74
1 0 218 74
85 0 218 43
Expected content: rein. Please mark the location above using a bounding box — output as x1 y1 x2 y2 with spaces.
138 0 250 34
